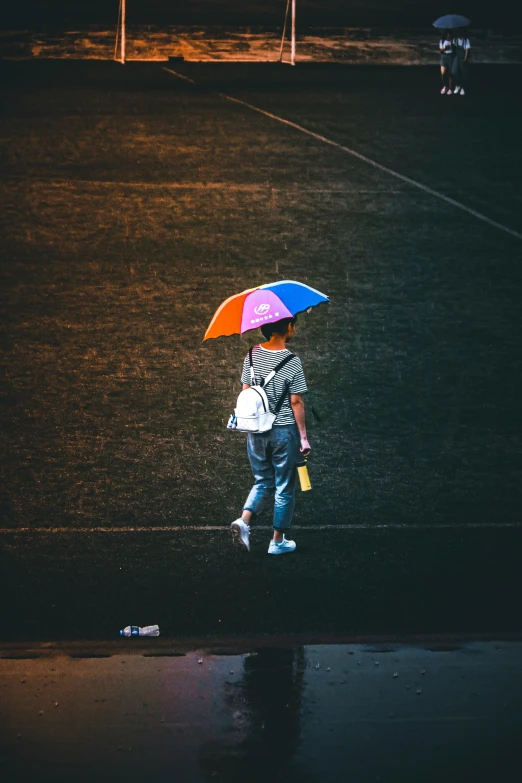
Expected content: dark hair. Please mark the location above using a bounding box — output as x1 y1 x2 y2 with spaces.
260 316 297 340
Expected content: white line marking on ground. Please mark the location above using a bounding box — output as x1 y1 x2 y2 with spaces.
315 717 489 724
162 66 196 84
220 95 522 241
0 523 519 534
162 66 522 241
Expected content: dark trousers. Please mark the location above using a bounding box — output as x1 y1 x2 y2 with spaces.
452 58 468 87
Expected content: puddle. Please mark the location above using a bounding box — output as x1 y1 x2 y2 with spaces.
1 641 521 781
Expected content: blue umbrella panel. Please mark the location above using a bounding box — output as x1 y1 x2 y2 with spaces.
433 15 470 29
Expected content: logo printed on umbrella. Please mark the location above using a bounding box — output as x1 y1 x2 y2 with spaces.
254 304 270 316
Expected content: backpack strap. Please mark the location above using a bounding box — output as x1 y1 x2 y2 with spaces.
248 347 296 387
248 347 256 385
266 354 296 416
248 349 296 416
249 386 268 413
261 353 295 387
273 380 291 416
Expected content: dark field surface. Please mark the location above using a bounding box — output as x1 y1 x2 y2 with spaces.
1 61 521 531
1 61 522 639
1 527 522 641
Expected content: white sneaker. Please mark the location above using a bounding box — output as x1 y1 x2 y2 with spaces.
454 85 460 94
268 535 296 555
460 88 465 96
231 519 250 551
440 86 447 94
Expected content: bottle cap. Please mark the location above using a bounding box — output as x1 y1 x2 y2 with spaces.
119 630 124 636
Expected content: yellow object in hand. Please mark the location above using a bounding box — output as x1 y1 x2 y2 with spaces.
296 456 312 492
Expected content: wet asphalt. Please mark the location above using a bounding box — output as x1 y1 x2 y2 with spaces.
1 640 522 783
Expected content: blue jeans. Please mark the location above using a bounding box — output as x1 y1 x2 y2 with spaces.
243 424 299 531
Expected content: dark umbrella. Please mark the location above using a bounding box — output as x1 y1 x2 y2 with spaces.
433 14 470 29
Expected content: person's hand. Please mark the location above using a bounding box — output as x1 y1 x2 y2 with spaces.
300 437 311 457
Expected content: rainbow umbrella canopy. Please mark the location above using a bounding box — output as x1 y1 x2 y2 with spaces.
203 280 329 340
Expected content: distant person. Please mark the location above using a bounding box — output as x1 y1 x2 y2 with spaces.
230 316 310 555
452 29 471 95
439 30 455 94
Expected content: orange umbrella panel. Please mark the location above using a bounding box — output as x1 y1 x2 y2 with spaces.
203 287 259 340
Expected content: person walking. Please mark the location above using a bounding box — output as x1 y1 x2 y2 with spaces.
230 316 310 555
439 30 455 94
452 29 471 95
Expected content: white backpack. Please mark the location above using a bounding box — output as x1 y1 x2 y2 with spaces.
227 348 295 433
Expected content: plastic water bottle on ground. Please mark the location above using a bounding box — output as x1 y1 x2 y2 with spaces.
120 625 160 637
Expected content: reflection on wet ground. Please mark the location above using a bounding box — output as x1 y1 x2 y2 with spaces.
1 640 521 782
199 648 305 781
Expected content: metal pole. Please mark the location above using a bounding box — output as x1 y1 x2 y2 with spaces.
121 0 126 64
291 0 296 66
279 0 291 62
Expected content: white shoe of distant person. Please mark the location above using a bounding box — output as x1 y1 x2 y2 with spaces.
268 535 296 555
231 518 250 551
447 89 453 95
440 86 447 94
460 88 466 96
454 85 461 94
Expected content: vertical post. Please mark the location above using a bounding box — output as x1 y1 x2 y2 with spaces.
279 0 291 62
121 0 126 64
291 0 296 65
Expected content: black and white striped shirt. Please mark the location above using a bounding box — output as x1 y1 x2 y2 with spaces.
241 345 308 426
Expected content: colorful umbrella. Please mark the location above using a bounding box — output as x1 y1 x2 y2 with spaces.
203 280 329 340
